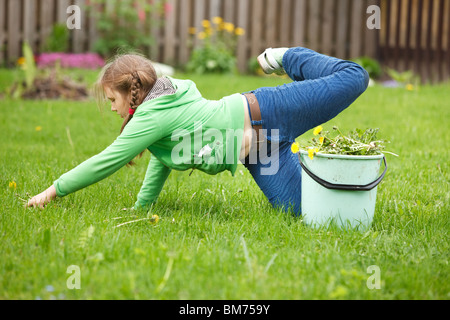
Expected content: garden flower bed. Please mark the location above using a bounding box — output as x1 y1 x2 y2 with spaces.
7 44 103 100
36 52 105 69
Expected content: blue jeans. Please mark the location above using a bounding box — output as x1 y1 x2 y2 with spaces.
242 47 369 216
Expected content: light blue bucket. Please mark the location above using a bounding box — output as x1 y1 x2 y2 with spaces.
298 151 387 230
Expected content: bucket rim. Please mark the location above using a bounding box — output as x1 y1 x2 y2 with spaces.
299 150 385 160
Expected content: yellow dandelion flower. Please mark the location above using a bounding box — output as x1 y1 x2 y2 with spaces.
9 181 17 189
308 148 315 160
35 126 42 132
188 27 197 35
17 57 26 66
197 31 207 40
291 142 300 154
224 22 234 33
235 27 245 36
205 27 213 36
406 84 414 91
319 136 324 144
202 20 211 28
313 126 323 136
212 17 223 25
149 214 160 224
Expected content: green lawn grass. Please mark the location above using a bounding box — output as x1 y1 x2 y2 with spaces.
0 68 449 300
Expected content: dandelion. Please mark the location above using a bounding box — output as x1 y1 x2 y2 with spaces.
406 83 414 91
308 148 319 160
17 57 26 66
291 142 300 154
313 126 323 136
9 181 17 189
202 20 211 28
197 32 207 40
235 27 245 36
319 136 324 144
308 148 315 160
223 22 235 33
35 126 42 132
149 214 160 224
212 17 223 25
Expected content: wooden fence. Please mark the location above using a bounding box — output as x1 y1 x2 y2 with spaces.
0 0 449 83
379 0 450 83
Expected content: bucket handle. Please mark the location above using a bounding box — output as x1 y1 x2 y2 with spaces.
298 154 387 191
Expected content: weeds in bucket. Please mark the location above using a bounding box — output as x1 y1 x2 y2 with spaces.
291 126 398 159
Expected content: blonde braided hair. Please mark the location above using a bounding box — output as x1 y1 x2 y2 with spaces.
95 54 157 165
130 71 142 112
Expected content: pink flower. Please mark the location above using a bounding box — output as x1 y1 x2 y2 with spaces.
164 3 173 17
37 53 105 69
138 9 146 22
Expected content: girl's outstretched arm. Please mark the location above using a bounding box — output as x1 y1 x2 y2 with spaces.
27 185 57 209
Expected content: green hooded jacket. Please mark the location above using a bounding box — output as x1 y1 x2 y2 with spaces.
54 77 245 210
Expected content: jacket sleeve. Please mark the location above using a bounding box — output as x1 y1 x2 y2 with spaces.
134 155 172 210
54 112 162 197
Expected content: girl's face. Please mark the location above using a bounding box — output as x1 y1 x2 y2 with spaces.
104 86 130 119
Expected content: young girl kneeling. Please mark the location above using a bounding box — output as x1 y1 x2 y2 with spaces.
27 47 369 216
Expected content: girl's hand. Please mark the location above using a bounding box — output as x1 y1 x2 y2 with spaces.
27 185 57 209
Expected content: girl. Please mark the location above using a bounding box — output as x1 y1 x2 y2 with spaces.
27 47 369 216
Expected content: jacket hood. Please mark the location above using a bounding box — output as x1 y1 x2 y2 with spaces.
138 77 204 111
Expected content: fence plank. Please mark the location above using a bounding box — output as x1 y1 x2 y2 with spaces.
425 0 435 82
383 0 392 67
404 0 413 72
349 0 363 59
23 0 37 52
223 0 234 23
280 0 291 46
150 1 162 60
363 0 380 59
56 0 71 23
0 0 5 64
265 0 278 47
293 0 306 47
250 0 263 58
87 1 97 52
163 0 176 64
7 0 21 63
336 0 349 59
178 0 191 65
193 0 207 49
393 0 401 70
71 0 85 53
414 0 424 80
209 0 220 18
322 0 334 56
39 0 55 52
445 0 450 81
308 0 320 50
237 0 249 70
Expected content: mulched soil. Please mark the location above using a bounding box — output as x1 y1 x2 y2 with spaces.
21 75 89 100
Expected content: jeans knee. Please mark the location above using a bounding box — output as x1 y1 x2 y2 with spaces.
353 65 370 95
360 68 370 92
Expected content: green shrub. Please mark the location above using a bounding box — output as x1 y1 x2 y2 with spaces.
87 0 166 58
44 24 70 52
186 18 245 74
352 56 382 79
187 45 236 74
